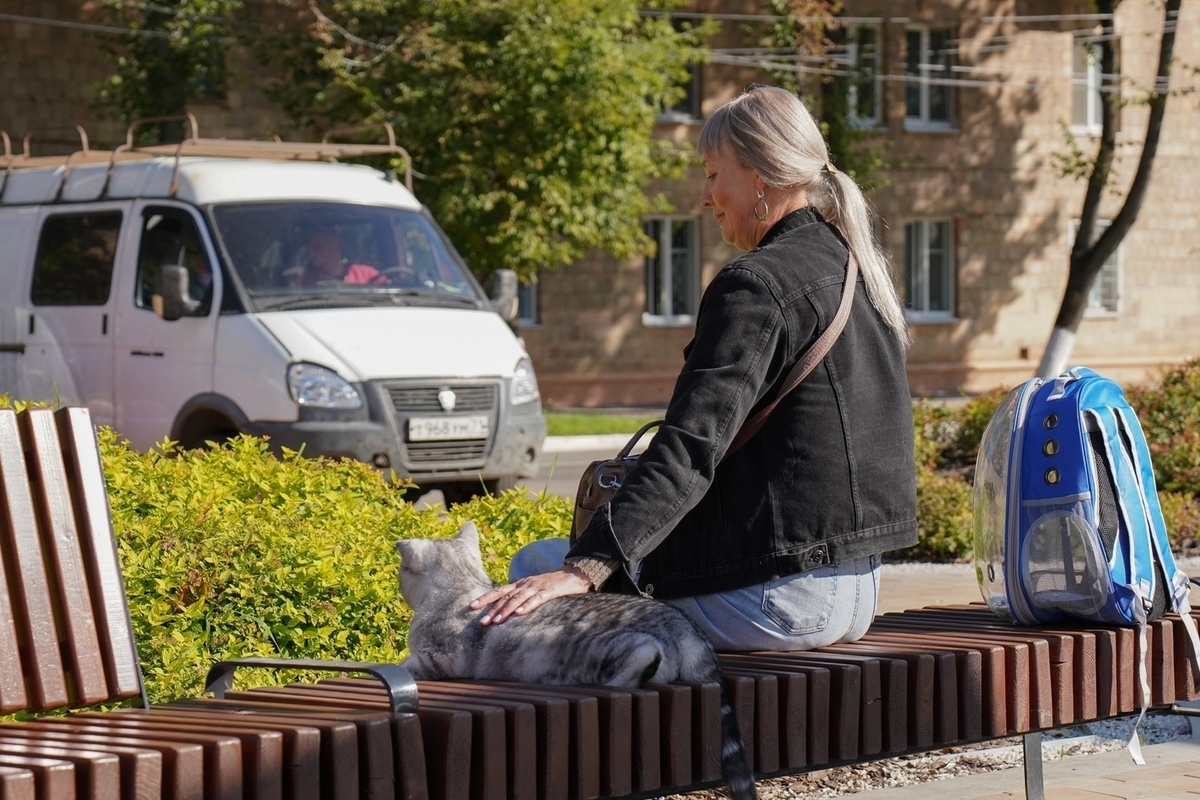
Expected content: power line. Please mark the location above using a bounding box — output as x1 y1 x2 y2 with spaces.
0 11 169 38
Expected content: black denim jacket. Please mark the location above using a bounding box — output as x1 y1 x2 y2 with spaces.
568 208 918 599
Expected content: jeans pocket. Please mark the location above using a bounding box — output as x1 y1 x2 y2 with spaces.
760 566 840 635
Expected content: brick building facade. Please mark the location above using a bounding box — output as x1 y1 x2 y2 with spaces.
4 1 1198 407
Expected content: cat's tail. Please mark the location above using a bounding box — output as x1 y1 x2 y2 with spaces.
718 676 757 800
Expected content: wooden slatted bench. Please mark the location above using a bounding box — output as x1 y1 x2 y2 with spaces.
0 406 423 800
2 405 1197 800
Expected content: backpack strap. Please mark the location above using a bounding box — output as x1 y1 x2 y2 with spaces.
1115 404 1200 686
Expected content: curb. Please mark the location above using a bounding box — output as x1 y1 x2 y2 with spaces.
542 434 650 454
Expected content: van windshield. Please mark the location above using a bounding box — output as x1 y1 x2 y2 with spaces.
210 202 485 311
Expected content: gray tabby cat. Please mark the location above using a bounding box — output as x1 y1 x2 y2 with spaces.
396 521 757 800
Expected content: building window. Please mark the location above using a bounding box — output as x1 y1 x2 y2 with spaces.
1070 219 1121 315
643 217 698 325
517 277 539 327
905 27 955 130
661 64 701 121
659 16 701 122
1071 38 1103 133
904 220 954 318
833 24 881 127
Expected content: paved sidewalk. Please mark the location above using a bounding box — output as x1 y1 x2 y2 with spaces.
850 735 1200 799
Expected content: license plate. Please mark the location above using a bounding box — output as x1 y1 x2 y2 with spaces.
407 415 490 441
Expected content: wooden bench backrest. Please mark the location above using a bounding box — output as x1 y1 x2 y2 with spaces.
0 407 143 713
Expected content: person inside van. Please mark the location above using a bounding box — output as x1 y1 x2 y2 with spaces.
290 230 388 287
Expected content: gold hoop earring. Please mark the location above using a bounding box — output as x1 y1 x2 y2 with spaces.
753 190 769 223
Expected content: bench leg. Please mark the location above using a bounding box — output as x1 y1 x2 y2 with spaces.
1023 731 1045 800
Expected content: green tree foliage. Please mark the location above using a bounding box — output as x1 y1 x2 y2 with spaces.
262 0 711 281
95 0 243 142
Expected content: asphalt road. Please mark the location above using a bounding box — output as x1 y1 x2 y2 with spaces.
518 434 649 499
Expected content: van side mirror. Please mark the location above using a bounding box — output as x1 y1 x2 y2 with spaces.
488 269 519 324
154 264 200 321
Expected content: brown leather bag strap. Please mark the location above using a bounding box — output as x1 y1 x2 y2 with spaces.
723 251 859 460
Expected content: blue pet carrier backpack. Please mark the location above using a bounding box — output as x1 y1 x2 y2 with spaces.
973 367 1200 761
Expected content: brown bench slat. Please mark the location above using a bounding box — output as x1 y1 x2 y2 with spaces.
307 680 506 800
792 651 907 756
18 409 110 708
723 672 779 774
681 680 725 784
137 709 318 800
0 743 120 800
724 654 856 762
54 407 143 702
861 629 995 740
921 606 1078 727
72 714 279 800
0 735 160 800
0 754 77 800
0 765 35 800
870 619 1040 733
639 683 692 790
219 687 411 800
165 698 368 800
722 666 806 772
0 410 69 711
1169 614 1200 701
234 685 505 800
416 682 568 800
429 680 621 800
829 642 945 746
0 723 203 800
31 718 243 800
720 655 830 766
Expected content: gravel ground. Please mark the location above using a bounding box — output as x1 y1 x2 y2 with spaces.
663 712 1196 799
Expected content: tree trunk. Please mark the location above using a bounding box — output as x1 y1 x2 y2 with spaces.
1035 0 1180 377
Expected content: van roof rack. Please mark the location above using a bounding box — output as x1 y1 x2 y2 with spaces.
0 115 413 204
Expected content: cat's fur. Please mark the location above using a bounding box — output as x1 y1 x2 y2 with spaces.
396 521 756 800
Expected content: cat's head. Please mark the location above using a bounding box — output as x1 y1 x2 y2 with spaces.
396 520 492 607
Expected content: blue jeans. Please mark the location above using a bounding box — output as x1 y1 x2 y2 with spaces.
508 538 880 651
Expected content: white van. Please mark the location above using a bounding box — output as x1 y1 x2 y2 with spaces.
0 122 544 501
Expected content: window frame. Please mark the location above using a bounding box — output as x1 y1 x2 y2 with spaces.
1069 219 1122 317
904 25 957 131
31 209 124 307
1071 38 1103 135
516 275 540 328
904 218 956 321
659 62 702 123
834 23 883 129
642 216 700 327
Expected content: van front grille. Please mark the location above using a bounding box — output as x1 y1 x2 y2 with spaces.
383 382 499 467
405 440 490 462
386 385 497 414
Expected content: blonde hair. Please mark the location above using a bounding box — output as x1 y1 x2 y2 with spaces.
698 86 909 346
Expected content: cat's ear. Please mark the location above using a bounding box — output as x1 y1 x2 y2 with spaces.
395 539 425 561
455 520 481 550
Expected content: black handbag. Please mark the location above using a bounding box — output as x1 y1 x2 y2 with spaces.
569 253 859 544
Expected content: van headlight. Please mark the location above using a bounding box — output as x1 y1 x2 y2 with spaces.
510 357 540 405
288 363 363 409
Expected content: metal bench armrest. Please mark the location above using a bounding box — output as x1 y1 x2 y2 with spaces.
204 657 418 714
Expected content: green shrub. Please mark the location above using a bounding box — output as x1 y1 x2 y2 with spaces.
1158 491 1200 555
894 462 975 561
1128 357 1200 495
103 431 447 703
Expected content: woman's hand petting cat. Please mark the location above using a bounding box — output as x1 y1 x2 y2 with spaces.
470 565 593 625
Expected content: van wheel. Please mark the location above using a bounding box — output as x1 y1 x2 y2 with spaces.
178 421 239 450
